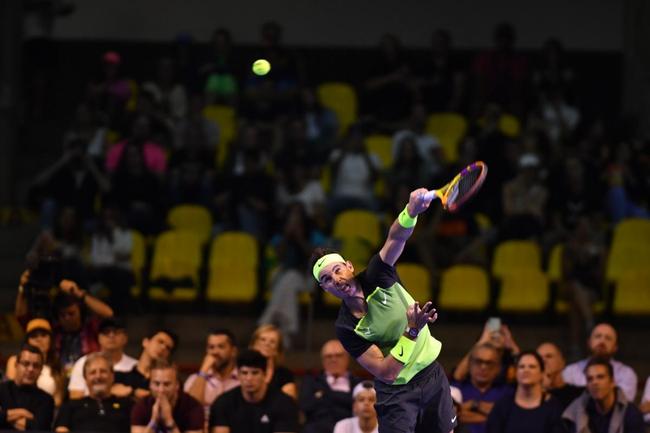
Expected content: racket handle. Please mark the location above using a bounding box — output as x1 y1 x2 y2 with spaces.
423 190 437 201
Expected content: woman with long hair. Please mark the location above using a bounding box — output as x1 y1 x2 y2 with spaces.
6 318 64 406
249 324 297 399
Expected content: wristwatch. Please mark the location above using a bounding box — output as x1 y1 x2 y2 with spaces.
407 327 419 339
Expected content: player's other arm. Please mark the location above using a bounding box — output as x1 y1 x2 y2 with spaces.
379 188 432 266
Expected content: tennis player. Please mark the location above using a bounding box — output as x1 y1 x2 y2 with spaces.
311 188 456 433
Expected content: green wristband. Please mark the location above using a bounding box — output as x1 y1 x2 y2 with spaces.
390 335 417 364
398 205 418 228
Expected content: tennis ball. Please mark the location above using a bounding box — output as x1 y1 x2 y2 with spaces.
252 59 271 76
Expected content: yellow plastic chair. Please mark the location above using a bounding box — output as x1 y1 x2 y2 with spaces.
424 113 468 163
149 231 203 302
365 134 394 169
167 204 213 245
206 231 259 303
606 219 650 282
317 82 358 137
203 104 237 168
396 263 432 303
130 230 146 298
333 210 382 250
492 240 542 280
613 271 650 315
547 244 564 283
499 113 521 137
497 270 549 312
439 265 490 311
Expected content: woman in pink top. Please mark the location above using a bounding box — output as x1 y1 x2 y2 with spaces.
106 114 167 175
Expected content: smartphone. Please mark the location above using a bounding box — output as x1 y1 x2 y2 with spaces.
486 317 501 333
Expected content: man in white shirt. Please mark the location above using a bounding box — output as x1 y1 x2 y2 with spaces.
68 317 137 399
562 322 638 401
333 381 379 433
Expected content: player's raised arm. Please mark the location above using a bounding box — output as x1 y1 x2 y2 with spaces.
379 188 433 266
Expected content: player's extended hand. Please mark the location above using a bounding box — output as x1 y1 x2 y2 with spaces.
407 188 434 216
406 301 438 331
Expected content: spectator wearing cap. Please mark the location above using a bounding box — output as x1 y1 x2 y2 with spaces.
68 317 137 399
6 318 64 405
0 344 54 430
300 339 363 433
562 323 638 402
209 349 299 433
55 352 133 433
131 361 204 433
537 342 583 410
562 357 644 433
332 381 379 433
117 329 178 399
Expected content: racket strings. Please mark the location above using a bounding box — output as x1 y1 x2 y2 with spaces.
446 168 481 207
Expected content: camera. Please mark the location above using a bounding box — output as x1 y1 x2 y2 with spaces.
24 255 62 319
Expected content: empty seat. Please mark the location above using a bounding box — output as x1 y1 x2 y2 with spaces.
492 240 542 279
149 231 203 302
439 265 490 311
497 270 549 312
396 263 432 303
167 204 213 245
206 231 259 303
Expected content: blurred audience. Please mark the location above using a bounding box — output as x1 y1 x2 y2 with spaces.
249 325 297 400
332 381 379 433
536 342 584 410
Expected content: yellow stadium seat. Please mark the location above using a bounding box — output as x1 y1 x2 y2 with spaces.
425 113 468 163
126 79 139 112
167 204 213 245
396 263 432 303
439 265 490 311
365 134 394 168
499 113 521 137
497 270 549 312
612 218 650 245
203 104 237 168
606 219 650 282
130 230 146 298
317 82 358 136
547 244 564 283
149 231 203 302
333 210 382 250
613 271 650 315
492 240 542 279
206 231 259 303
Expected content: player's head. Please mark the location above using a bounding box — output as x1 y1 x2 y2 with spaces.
309 247 356 299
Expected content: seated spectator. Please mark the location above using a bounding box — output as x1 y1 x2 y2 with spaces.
328 125 381 215
55 352 133 433
201 27 239 106
142 56 188 124
131 361 204 433
68 317 137 399
562 323 638 401
63 103 109 159
184 329 239 412
117 329 178 399
258 202 326 344
640 377 650 427
451 343 512 433
209 349 299 433
106 114 167 176
249 324 297 399
0 344 54 430
85 206 135 314
536 342 584 410
52 279 113 375
333 381 379 433
296 87 338 152
300 339 363 433
562 357 644 433
486 351 562 433
6 318 64 406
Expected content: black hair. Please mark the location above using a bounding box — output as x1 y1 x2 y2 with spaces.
516 350 545 372
237 349 267 371
308 247 339 274
584 357 614 380
18 343 44 365
52 292 82 314
208 328 237 347
147 328 179 354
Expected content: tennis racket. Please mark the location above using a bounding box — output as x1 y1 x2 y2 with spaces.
423 161 488 212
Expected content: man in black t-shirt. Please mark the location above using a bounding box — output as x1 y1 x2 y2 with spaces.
55 352 132 433
0 344 54 431
209 349 299 433
537 342 583 410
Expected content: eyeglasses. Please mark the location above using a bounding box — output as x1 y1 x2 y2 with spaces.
18 360 43 369
470 357 498 368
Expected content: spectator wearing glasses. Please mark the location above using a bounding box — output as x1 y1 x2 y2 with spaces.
0 344 54 430
333 381 379 433
451 343 512 433
300 339 363 433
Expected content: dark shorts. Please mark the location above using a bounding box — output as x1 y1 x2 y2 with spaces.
374 361 457 433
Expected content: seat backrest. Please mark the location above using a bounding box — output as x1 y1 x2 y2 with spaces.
396 263 432 302
332 210 381 248
151 231 203 279
492 240 542 279
546 243 564 282
210 231 259 268
130 230 146 272
167 205 213 244
424 112 468 163
317 82 358 136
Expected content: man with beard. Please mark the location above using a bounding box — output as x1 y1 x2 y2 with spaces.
184 330 239 413
0 344 54 430
55 352 132 432
562 323 638 401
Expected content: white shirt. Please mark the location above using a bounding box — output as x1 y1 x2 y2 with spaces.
333 417 378 433
392 129 442 176
89 228 133 269
562 358 638 401
326 373 351 393
330 151 381 201
68 352 137 395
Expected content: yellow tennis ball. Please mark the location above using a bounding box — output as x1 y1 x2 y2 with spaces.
252 59 271 76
